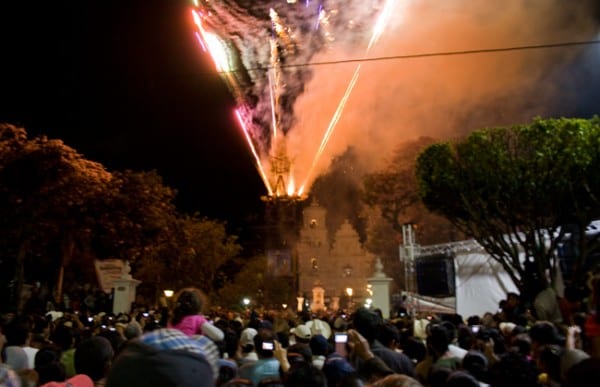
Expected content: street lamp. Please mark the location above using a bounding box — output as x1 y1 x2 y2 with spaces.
163 289 174 309
242 297 250 307
345 287 353 297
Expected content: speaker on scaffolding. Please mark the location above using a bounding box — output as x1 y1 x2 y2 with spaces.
415 253 456 297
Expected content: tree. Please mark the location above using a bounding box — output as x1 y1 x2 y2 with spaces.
0 124 243 311
134 213 241 297
91 170 178 262
362 137 463 289
415 117 600 300
215 254 292 311
363 137 462 244
0 124 112 310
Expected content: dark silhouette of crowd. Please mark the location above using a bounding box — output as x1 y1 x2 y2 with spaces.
2 274 600 387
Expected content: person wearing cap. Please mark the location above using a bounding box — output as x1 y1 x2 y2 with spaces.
42 374 95 387
305 318 331 340
237 327 259 367
105 328 214 387
309 334 330 369
290 324 312 345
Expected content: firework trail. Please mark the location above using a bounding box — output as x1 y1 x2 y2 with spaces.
191 0 600 197
299 0 400 193
192 0 386 196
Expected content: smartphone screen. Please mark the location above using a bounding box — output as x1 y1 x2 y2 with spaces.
334 333 348 357
262 341 274 350
335 333 348 343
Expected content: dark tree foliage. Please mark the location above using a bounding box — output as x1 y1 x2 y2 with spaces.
0 124 241 311
416 117 600 299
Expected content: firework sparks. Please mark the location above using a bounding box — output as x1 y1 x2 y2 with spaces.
299 64 361 194
190 0 395 198
190 0 600 202
368 0 397 50
235 108 274 196
301 0 399 191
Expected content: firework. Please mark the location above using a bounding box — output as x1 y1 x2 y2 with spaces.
190 0 389 197
188 0 599 199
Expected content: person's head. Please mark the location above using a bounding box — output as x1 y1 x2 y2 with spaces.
171 287 206 325
402 337 427 364
290 324 312 344
429 366 452 387
287 343 312 367
535 344 563 383
456 325 476 351
239 327 258 354
309 334 330 357
440 321 457 343
379 322 401 349
506 292 520 308
350 307 383 343
509 333 531 357
559 348 589 384
3 315 32 346
106 328 214 387
566 357 600 387
35 345 66 385
284 362 327 387
254 328 277 359
446 371 480 387
50 323 77 351
488 352 538 387
528 321 564 358
426 324 450 358
74 336 114 381
97 328 126 355
322 353 356 387
369 373 424 387
461 350 488 381
124 320 142 340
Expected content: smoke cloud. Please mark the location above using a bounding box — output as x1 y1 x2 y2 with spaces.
200 0 600 193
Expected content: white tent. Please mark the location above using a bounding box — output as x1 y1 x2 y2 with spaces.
453 248 519 318
412 240 519 319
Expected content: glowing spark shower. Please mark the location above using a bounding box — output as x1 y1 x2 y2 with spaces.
190 0 396 198
235 108 274 196
189 0 600 199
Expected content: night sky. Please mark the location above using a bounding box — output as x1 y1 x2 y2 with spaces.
0 1 266 231
1 0 600 239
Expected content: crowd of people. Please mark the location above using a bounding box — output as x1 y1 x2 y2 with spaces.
2 275 600 387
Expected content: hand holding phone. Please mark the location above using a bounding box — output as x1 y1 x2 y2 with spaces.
334 332 348 357
262 341 274 350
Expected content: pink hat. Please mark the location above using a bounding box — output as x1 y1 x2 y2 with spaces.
42 374 94 387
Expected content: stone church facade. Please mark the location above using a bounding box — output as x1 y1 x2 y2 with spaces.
296 201 374 312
